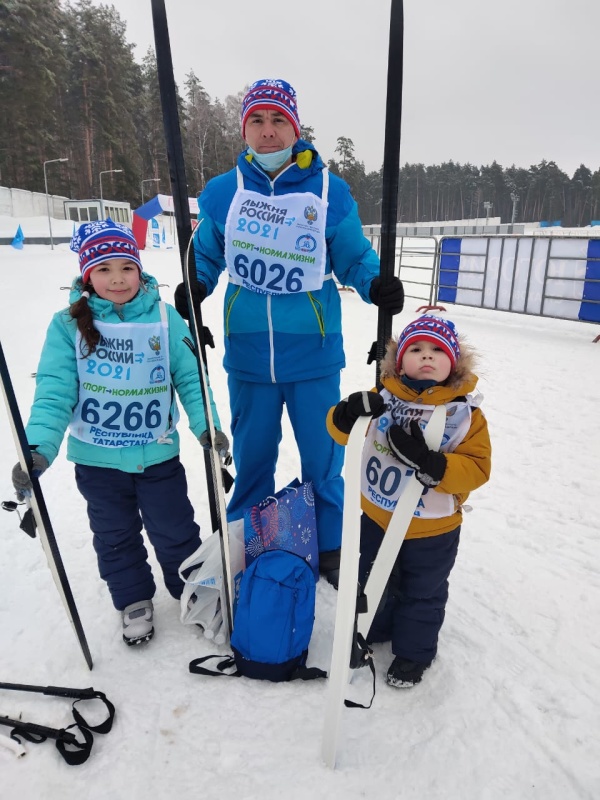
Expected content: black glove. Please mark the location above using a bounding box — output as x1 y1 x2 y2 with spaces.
369 276 404 315
174 281 207 320
386 420 446 487
11 452 49 501
174 282 214 349
201 326 215 349
332 391 386 435
199 429 230 459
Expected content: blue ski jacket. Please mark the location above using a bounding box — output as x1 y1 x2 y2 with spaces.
25 274 220 473
194 140 380 383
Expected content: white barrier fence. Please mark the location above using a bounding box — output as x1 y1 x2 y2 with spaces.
437 236 600 324
361 228 600 326
0 186 67 220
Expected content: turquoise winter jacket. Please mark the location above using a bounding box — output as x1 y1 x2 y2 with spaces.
194 140 380 384
25 274 220 473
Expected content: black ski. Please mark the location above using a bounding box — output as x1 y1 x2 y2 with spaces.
0 340 93 670
150 0 234 635
368 0 405 381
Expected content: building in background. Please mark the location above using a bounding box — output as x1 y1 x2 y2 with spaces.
64 199 132 225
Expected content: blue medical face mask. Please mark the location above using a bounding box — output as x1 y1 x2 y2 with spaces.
248 144 293 173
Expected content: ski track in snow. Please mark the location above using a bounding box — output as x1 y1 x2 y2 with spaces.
0 242 598 799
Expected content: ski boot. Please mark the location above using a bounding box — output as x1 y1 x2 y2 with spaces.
386 656 432 688
122 600 154 646
319 548 341 589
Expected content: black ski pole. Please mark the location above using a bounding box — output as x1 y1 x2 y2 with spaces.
150 0 234 635
0 715 94 766
0 682 115 734
368 0 405 382
0 340 93 670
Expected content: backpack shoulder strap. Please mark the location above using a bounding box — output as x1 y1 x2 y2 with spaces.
189 655 326 681
189 655 240 677
290 665 327 681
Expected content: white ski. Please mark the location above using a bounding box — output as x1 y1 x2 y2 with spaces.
321 414 372 769
0 340 93 670
183 231 236 638
357 404 446 640
321 404 446 768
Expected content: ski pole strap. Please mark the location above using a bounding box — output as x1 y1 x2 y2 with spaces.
189 655 240 677
344 649 376 709
345 590 376 709
71 690 116 734
0 683 116 735
54 724 94 766
1 716 94 766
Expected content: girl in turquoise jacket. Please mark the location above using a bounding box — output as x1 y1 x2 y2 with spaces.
11 219 227 646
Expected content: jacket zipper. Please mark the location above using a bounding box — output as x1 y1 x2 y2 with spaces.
250 162 295 383
268 176 277 382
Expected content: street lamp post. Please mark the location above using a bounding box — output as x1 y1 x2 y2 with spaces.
141 178 160 205
483 201 493 227
510 192 520 225
43 157 68 250
99 169 123 219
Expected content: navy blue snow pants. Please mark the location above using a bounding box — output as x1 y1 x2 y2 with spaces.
75 457 200 610
226 373 344 553
359 513 460 665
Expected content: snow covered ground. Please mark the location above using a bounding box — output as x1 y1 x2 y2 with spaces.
0 236 599 799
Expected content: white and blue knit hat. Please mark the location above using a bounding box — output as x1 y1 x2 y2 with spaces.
70 218 142 283
241 78 301 138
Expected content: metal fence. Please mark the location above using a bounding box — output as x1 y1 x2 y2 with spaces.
362 229 439 307
437 235 600 324
360 228 600 325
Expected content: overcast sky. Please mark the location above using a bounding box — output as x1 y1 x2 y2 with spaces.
99 0 600 177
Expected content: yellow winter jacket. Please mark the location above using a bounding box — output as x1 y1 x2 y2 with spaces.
327 343 491 539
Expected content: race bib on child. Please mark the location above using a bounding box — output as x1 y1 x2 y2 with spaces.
70 306 178 448
223 167 329 295
360 389 473 519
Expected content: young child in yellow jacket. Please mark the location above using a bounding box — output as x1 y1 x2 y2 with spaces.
327 315 491 687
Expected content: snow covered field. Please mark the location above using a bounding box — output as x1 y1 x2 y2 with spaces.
0 238 599 799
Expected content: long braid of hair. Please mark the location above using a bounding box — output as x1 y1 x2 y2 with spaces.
70 284 100 357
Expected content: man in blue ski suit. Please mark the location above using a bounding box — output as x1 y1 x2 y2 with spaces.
174 78 404 584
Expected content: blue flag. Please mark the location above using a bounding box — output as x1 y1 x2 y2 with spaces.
11 225 24 250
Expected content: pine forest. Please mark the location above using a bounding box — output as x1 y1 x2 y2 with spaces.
2 0 600 226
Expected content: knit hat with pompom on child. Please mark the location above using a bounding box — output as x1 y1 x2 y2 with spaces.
70 218 142 284
396 315 460 372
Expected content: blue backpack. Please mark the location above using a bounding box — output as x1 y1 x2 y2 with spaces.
189 549 326 682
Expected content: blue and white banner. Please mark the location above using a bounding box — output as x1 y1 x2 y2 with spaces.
438 236 600 322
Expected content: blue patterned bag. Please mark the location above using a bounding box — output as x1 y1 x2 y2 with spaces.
243 479 319 578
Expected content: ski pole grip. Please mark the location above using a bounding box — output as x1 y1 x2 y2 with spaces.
44 685 97 699
0 715 75 744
